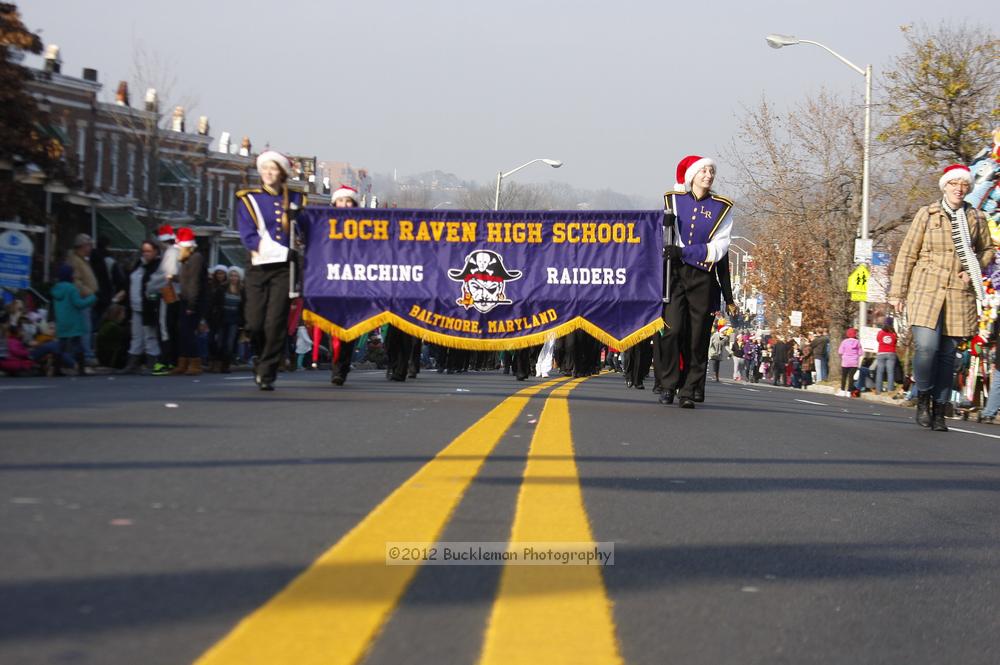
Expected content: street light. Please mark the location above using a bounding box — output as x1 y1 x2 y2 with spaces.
494 158 562 211
766 33 872 327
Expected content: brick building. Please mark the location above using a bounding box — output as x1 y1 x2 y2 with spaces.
11 46 333 281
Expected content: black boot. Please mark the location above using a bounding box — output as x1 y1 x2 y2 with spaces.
658 389 675 405
915 391 932 428
931 402 949 432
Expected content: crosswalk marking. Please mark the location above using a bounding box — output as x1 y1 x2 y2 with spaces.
478 377 624 665
194 376 568 665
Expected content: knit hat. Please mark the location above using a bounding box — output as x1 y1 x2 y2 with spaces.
674 155 716 192
256 150 291 176
157 224 175 242
73 233 93 247
331 184 359 204
57 263 74 282
845 327 857 338
175 227 197 248
939 163 972 191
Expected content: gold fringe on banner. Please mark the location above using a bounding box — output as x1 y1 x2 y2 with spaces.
302 310 664 352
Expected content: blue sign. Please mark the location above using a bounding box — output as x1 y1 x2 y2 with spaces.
872 251 891 267
0 231 33 290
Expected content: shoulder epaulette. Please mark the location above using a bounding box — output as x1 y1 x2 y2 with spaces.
236 188 262 198
711 194 735 207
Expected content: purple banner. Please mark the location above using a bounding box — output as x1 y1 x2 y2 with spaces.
299 208 664 350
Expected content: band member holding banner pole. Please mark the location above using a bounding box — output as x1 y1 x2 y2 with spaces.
654 155 734 409
236 151 307 391
327 185 360 386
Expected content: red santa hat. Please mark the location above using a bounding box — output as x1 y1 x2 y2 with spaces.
674 155 716 192
175 227 197 248
156 224 175 242
256 150 291 176
331 184 359 204
938 163 972 191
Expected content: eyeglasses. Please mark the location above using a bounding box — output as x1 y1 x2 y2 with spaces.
945 180 971 190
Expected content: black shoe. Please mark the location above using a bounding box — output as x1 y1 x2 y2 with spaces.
331 375 345 386
678 397 695 409
693 389 704 403
407 372 417 379
931 402 949 432
658 390 675 405
389 375 406 382
259 381 274 391
916 391 932 428
625 378 633 388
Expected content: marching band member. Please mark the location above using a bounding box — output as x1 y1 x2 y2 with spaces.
236 151 307 391
654 155 734 409
328 185 359 386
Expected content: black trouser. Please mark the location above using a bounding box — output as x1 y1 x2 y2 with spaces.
408 338 422 377
626 337 654 387
385 325 415 381
161 301 181 364
653 263 714 399
245 263 290 383
178 301 200 358
331 338 357 381
512 345 538 380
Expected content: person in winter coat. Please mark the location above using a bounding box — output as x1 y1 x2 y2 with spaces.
171 228 207 376
888 163 994 431
708 326 728 382
837 327 863 396
51 263 97 375
122 240 162 374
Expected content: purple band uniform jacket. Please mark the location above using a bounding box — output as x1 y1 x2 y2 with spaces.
236 185 308 264
666 191 734 271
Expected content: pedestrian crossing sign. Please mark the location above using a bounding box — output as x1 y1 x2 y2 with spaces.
847 265 870 296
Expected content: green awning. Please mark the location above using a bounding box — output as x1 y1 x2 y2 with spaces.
98 209 146 251
218 240 247 268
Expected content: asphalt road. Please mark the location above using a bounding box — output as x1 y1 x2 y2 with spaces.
1 366 998 664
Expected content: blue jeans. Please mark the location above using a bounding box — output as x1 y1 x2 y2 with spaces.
911 317 959 404
983 369 1000 417
875 353 896 394
81 305 94 359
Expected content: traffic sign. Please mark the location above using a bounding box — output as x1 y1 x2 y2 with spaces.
847 265 870 293
0 230 33 290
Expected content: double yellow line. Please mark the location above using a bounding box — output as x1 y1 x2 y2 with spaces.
195 376 622 665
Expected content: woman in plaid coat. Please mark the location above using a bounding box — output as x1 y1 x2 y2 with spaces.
889 164 995 432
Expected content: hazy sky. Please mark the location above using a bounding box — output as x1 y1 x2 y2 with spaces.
22 1 999 200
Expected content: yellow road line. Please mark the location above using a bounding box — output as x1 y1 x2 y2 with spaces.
195 376 568 665
478 376 624 665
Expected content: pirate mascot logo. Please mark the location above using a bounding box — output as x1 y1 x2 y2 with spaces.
448 250 523 313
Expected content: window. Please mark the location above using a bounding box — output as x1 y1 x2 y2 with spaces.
76 123 86 171
110 134 120 193
94 134 104 188
126 144 136 197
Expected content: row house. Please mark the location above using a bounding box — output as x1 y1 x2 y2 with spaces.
14 46 333 280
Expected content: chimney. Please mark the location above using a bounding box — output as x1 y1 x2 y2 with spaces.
43 45 62 74
144 88 158 112
238 136 251 157
82 68 98 82
115 81 130 106
218 132 231 154
197 116 210 136
171 106 185 132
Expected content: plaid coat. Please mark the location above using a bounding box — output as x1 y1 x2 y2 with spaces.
889 202 994 337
